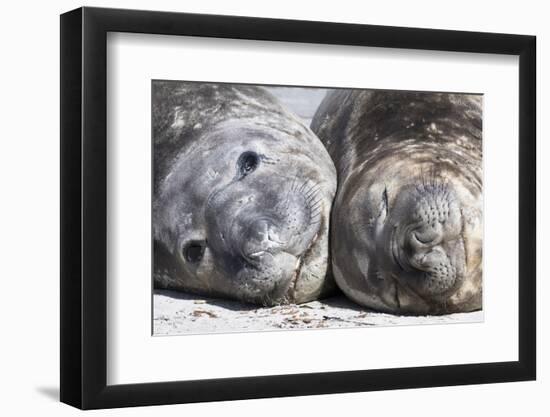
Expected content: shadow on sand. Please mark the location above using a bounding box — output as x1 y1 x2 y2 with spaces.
35 386 59 401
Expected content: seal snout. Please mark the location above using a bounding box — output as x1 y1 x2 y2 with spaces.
389 182 464 297
241 219 285 261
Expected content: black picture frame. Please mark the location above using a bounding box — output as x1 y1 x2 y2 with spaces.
60 6 536 410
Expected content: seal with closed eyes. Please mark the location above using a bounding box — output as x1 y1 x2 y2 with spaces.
311 89 482 314
153 81 337 306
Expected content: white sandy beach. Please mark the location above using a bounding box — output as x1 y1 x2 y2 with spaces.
153 290 483 336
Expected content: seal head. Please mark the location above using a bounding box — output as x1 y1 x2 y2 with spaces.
312 90 482 314
154 82 337 305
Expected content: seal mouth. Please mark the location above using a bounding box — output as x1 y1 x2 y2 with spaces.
247 250 268 258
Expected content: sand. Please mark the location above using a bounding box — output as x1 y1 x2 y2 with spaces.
153 290 483 336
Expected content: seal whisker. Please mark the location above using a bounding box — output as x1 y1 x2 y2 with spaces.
298 180 307 193
307 198 324 209
309 204 323 217
304 183 319 196
282 175 300 211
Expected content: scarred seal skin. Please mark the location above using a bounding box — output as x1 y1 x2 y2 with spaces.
153 81 337 306
311 89 482 315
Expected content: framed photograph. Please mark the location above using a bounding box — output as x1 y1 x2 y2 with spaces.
60 6 536 409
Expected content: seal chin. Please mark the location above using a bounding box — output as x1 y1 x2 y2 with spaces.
232 250 303 306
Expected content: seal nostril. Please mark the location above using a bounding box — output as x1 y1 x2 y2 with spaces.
413 232 433 245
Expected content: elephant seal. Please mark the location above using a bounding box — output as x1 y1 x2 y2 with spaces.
311 89 482 314
153 81 337 306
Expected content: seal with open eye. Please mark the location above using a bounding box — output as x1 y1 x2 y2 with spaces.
153 81 337 306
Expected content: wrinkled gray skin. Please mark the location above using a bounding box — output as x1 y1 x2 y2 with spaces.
153 82 337 306
311 90 482 314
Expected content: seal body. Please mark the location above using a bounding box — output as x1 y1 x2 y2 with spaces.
311 90 482 314
153 81 337 306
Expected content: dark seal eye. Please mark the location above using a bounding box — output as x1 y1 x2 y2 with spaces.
238 151 259 177
183 241 205 263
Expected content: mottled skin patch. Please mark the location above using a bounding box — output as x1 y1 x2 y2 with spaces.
311 90 482 314
153 82 337 306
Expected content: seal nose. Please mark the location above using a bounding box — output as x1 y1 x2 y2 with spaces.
241 219 283 259
410 223 443 249
404 222 447 271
